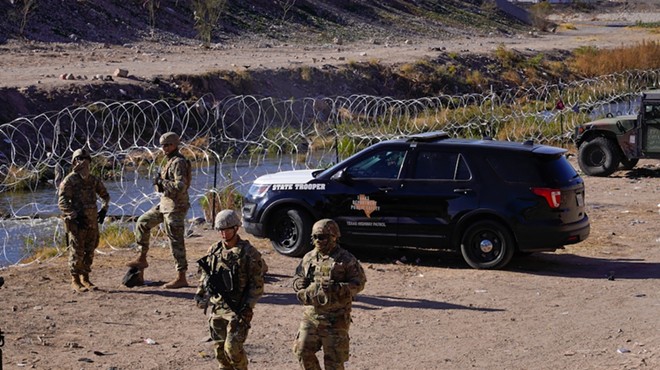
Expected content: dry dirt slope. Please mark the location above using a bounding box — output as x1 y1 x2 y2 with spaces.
0 0 521 45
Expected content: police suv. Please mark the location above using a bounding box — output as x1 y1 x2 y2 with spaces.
242 131 590 269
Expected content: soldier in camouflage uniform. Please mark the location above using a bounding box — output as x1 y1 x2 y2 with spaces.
58 148 110 292
195 210 267 370
292 219 367 370
126 132 192 289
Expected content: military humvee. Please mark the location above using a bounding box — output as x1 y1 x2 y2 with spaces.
574 89 660 176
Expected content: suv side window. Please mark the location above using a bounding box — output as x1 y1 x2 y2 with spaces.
345 149 406 179
488 154 541 183
413 151 471 180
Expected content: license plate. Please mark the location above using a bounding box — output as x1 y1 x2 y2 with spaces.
576 192 584 206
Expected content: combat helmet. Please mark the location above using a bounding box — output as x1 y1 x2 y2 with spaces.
159 132 180 146
72 148 91 161
215 209 241 230
312 218 341 238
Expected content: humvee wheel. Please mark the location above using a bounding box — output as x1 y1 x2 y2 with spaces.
578 137 620 177
620 157 639 170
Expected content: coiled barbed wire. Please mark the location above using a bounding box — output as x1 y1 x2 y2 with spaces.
0 69 657 266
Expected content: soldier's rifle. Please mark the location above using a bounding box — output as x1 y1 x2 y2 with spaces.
197 255 251 326
153 171 164 193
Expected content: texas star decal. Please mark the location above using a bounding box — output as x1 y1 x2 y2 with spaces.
351 194 379 218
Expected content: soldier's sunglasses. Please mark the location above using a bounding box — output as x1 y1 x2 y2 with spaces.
312 234 330 241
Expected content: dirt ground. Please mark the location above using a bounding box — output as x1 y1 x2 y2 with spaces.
0 155 659 370
1 10 659 90
1 8 660 370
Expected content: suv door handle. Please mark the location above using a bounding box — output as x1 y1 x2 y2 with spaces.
453 188 473 194
379 187 393 192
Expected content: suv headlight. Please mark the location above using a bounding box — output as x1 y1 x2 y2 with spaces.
248 184 270 198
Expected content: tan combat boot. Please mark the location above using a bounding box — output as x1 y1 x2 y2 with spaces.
80 273 98 291
71 275 88 293
126 251 148 269
164 270 188 289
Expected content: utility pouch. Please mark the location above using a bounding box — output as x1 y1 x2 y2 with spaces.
221 267 235 293
206 272 225 296
206 266 236 295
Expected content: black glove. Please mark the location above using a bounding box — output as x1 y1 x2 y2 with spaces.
153 173 163 192
97 208 108 224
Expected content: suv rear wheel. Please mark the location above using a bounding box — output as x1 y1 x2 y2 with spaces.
578 137 620 176
268 208 312 257
460 220 515 269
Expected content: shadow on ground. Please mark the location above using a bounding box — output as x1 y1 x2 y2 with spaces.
349 246 660 280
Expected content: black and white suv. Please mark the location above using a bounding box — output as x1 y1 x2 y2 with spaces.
242 131 590 269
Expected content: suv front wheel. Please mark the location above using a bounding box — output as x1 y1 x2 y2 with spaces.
460 220 515 269
268 208 313 257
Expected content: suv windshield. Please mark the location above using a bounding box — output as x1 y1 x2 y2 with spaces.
345 149 406 179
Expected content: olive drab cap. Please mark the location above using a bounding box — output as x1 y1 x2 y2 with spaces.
312 219 341 238
72 148 91 161
159 132 180 146
215 209 242 230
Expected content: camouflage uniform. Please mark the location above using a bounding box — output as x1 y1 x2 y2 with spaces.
134 133 192 272
57 149 110 289
196 237 266 370
292 219 366 370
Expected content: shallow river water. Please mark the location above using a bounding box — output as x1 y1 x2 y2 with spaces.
0 155 331 267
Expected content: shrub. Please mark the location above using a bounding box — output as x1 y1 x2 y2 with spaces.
192 0 227 47
201 182 243 225
99 224 135 249
529 2 554 32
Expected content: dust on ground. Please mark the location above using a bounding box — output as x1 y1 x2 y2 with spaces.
0 158 659 370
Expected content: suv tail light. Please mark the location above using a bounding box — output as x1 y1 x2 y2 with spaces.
531 187 561 209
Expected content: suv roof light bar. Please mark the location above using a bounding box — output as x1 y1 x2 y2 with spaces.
406 131 450 142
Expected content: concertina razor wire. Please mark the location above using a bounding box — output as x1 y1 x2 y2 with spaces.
0 69 658 266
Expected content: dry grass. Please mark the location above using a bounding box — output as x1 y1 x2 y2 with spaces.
569 40 660 76
20 245 62 264
1 165 42 191
99 224 134 249
501 70 523 85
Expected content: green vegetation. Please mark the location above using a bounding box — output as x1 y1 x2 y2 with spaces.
635 21 660 29
19 222 134 264
192 0 226 47
19 0 38 37
201 183 243 223
529 1 554 31
1 164 43 191
99 224 135 249
143 0 159 35
20 231 65 264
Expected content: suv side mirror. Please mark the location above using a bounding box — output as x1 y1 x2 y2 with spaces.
331 169 351 183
